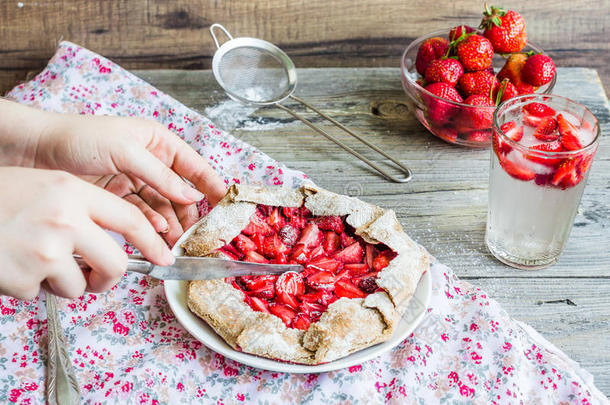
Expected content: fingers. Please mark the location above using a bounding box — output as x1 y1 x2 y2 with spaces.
78 181 175 266
74 222 128 293
167 138 227 206
138 185 184 246
44 259 87 299
119 145 204 205
124 193 169 233
173 201 200 235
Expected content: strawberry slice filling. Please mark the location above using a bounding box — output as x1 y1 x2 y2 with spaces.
220 204 396 329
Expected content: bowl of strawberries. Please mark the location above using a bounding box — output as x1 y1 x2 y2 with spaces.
401 5 556 147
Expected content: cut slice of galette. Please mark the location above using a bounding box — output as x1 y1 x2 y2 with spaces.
182 183 429 365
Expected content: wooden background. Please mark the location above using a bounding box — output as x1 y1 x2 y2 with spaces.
1 0 609 94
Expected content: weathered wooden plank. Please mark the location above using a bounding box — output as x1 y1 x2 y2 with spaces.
134 67 610 279
1 0 609 93
470 277 610 396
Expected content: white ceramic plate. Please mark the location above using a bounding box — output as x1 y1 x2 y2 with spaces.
164 224 432 373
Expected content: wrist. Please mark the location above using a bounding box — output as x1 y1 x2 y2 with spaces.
0 98 50 167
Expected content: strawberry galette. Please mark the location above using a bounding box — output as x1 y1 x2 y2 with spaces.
182 184 429 364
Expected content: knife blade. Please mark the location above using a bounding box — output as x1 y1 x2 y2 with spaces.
74 255 303 280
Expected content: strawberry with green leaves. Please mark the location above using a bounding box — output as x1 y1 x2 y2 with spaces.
456 34 494 72
494 78 519 104
480 5 527 53
449 25 475 41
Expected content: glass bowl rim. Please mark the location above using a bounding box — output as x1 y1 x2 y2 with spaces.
493 93 601 156
400 28 557 110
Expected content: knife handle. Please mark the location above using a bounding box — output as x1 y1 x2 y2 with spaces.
73 255 155 275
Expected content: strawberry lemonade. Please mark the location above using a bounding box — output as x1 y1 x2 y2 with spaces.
486 95 600 269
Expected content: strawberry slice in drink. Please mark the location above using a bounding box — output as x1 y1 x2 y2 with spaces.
551 159 583 189
523 102 556 118
495 122 523 155
557 114 583 151
532 117 559 142
526 140 563 166
500 158 536 181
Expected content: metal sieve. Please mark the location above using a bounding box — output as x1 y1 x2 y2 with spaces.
210 24 412 183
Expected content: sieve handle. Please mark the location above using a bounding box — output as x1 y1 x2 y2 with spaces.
210 23 234 49
278 98 412 183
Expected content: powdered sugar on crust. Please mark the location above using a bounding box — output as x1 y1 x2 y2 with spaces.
184 184 429 364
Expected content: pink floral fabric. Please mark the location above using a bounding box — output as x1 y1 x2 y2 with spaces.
1 41 607 404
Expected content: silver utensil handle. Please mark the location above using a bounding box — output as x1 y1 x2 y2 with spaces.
210 23 233 49
73 255 155 275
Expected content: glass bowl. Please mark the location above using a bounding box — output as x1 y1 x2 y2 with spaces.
400 28 556 148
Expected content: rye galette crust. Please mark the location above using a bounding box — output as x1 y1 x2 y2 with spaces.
184 184 429 364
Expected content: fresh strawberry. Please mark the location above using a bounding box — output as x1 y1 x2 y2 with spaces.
333 242 364 264
449 25 475 41
415 37 450 75
248 296 270 313
460 95 495 130
557 114 583 150
344 263 369 276
242 212 274 236
323 231 341 254
532 116 559 141
340 232 357 248
269 303 297 326
551 159 582 189
432 125 458 143
335 280 366 299
296 223 323 248
497 53 537 95
262 234 289 258
244 250 270 264
527 140 563 166
501 121 524 142
305 270 337 291
500 158 536 181
458 70 499 98
522 54 555 87
308 257 342 273
278 224 300 247
423 82 463 125
480 5 527 53
292 313 311 330
523 102 556 118
456 34 494 72
465 129 492 143
372 251 395 271
314 216 345 233
276 271 305 296
424 58 464 87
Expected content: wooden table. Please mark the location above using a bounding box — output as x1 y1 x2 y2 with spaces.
136 67 610 396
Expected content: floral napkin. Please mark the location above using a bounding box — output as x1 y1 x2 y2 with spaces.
1 41 607 404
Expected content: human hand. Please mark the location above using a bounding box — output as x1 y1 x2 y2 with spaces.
0 99 227 244
0 167 175 300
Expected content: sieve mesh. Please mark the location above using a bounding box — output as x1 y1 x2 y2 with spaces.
217 46 291 103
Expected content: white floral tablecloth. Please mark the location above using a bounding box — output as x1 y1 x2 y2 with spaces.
1 41 607 405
